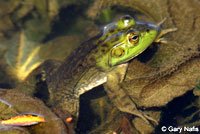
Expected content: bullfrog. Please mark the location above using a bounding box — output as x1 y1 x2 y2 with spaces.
38 15 176 125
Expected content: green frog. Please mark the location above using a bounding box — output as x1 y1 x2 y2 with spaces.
40 15 176 125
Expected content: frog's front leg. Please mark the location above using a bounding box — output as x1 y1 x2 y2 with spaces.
103 63 158 125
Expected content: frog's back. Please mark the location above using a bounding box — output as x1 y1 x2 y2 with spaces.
47 35 101 95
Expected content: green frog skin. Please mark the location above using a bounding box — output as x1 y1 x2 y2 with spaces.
43 15 176 124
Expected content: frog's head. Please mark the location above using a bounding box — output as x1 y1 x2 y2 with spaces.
95 15 160 70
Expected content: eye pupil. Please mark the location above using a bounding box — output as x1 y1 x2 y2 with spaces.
128 33 139 45
132 35 138 40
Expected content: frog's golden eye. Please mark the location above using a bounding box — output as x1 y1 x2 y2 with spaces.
112 47 125 58
128 33 139 45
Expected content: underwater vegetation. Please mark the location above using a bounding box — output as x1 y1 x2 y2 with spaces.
0 0 200 134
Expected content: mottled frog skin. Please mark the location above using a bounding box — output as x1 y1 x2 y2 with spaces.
42 15 176 124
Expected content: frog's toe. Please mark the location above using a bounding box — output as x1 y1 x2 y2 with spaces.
157 28 178 39
133 110 158 126
142 112 159 125
154 37 168 44
154 27 177 44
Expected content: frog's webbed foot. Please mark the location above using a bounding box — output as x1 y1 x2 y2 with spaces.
155 28 177 44
104 83 158 125
155 17 177 44
141 111 158 125
119 99 158 125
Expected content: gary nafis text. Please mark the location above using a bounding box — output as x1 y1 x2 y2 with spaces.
161 126 199 133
